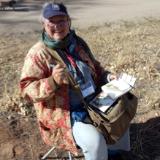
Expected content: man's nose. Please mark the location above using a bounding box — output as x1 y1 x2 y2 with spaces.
54 23 63 30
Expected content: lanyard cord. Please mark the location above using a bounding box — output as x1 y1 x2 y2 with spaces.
65 48 85 84
56 48 85 84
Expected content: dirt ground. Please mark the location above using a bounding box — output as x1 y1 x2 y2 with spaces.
0 0 160 160
1 0 160 33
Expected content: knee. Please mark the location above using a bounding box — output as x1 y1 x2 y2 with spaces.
84 132 108 159
85 132 103 151
72 122 108 159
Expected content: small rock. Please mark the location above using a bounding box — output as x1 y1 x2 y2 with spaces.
0 142 14 158
13 145 24 156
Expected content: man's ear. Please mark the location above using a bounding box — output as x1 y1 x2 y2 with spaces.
42 22 45 28
67 16 71 28
40 16 46 27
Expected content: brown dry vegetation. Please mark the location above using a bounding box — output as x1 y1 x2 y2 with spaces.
0 19 160 160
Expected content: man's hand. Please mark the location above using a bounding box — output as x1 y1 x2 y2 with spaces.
52 64 69 85
107 74 117 82
109 74 117 81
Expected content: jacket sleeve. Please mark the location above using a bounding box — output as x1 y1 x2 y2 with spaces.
20 48 58 103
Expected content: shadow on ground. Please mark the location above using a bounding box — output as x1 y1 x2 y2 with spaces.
130 117 160 160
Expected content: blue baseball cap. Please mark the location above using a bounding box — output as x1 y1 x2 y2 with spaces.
42 3 68 19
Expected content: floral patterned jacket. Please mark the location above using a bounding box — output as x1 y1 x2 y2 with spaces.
20 37 108 155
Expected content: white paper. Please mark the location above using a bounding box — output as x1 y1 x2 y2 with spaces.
89 92 115 112
89 73 136 112
101 73 136 100
120 73 136 87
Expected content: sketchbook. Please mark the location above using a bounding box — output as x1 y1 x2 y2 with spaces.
89 73 136 112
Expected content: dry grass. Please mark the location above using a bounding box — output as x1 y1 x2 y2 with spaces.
0 18 160 159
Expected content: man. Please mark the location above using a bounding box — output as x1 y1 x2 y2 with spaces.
20 2 130 160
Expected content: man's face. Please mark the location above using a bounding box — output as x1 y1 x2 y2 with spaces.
43 15 70 40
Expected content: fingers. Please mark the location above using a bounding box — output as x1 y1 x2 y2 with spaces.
110 74 117 80
54 63 65 70
52 64 69 85
108 74 117 82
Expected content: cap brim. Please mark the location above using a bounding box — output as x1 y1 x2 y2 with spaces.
43 11 67 19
